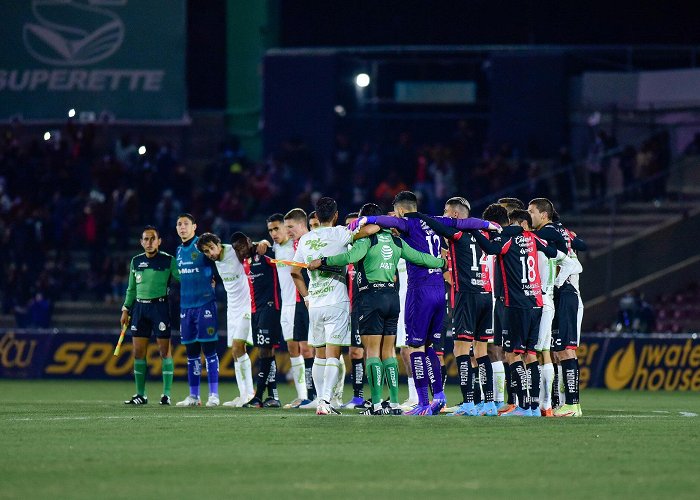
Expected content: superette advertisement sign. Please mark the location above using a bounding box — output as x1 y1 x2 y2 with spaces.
0 0 186 122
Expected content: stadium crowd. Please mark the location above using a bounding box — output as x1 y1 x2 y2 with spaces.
0 119 678 328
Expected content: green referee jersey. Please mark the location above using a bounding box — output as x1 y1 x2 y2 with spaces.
123 251 180 310
326 229 444 287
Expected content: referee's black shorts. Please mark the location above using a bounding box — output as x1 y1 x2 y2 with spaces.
130 299 171 339
357 288 400 336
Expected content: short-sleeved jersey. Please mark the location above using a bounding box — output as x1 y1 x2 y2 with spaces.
292 238 310 303
448 230 492 295
123 251 179 310
273 239 297 306
212 244 250 312
177 236 217 309
247 250 281 312
494 231 546 308
293 225 352 307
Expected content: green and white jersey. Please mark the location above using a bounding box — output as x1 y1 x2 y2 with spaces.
293 225 352 307
216 244 251 312
273 239 297 306
538 250 557 296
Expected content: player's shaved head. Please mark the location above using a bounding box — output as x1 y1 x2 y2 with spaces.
284 208 307 223
445 196 470 217
393 191 418 211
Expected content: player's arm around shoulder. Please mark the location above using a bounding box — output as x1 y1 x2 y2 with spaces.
326 237 370 267
399 238 445 269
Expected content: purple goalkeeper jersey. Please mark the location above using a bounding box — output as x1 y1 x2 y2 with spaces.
372 215 489 290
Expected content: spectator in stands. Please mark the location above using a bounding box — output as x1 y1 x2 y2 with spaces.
615 290 656 333
28 292 52 328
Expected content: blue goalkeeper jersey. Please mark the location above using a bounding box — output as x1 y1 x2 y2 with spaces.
176 236 216 309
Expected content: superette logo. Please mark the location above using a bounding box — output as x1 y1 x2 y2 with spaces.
23 0 125 66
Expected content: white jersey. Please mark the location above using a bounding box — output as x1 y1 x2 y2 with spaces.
293 225 352 307
397 258 408 304
538 250 557 296
273 239 297 306
215 244 251 311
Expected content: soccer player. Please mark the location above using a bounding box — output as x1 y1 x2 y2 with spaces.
529 199 586 417
353 191 500 415
309 202 446 415
196 232 255 407
175 214 221 407
290 197 361 415
230 232 283 408
284 208 317 407
470 209 556 416
527 199 582 416
395 256 418 409
264 213 309 407
343 211 366 409
411 197 500 416
121 226 179 405
308 211 320 230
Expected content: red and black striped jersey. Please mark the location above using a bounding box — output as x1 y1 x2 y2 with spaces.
448 231 492 295
493 231 550 308
246 250 281 312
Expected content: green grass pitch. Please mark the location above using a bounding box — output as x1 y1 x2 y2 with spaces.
1 380 699 499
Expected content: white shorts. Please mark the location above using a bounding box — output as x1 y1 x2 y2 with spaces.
227 306 252 347
280 304 295 342
309 302 350 347
396 291 408 348
535 294 555 351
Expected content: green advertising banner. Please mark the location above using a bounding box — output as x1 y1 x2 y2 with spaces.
0 0 186 122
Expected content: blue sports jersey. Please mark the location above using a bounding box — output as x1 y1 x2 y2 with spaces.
176 236 216 309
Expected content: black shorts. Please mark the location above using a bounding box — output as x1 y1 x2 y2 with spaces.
493 297 507 347
252 303 281 347
292 301 309 342
357 289 400 337
129 300 171 339
453 292 493 343
552 290 579 352
505 306 542 355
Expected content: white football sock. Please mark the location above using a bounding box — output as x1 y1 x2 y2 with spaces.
322 357 340 403
541 362 554 410
234 359 246 398
239 353 254 397
290 355 308 400
312 357 326 401
491 361 505 403
557 363 565 406
333 354 346 401
407 376 417 402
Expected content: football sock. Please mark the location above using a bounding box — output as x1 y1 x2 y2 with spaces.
562 358 577 405
477 356 494 403
504 362 515 405
352 358 365 398
321 357 341 403
186 356 201 398
526 361 540 410
572 358 581 405
290 355 307 400
205 352 219 396
425 347 444 398
334 355 346 401
407 376 418 402
471 363 483 404
456 355 472 403
305 357 316 400
234 359 246 398
556 363 566 406
511 361 527 409
239 353 254 397
491 361 505 403
382 357 400 404
365 357 383 405
410 351 430 406
161 357 173 397
255 356 273 400
540 362 554 409
312 357 326 401
267 358 279 400
441 364 448 388
134 358 147 396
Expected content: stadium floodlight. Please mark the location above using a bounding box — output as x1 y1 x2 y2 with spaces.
355 73 370 88
68 108 76 118
138 146 146 155
43 131 51 141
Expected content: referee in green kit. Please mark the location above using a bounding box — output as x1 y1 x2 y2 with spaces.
121 226 180 405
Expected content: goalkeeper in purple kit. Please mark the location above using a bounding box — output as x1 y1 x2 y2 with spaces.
353 191 500 415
